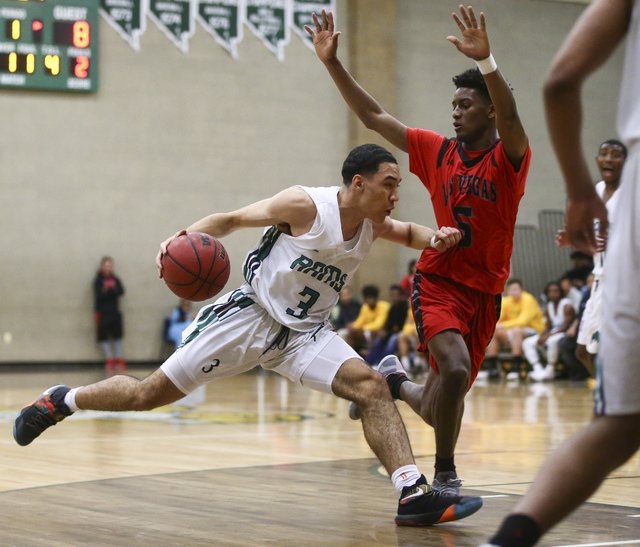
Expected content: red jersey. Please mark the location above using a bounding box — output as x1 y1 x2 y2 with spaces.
408 127 531 295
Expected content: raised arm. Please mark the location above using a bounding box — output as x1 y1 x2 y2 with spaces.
544 0 631 254
156 187 317 276
448 5 528 168
305 10 408 153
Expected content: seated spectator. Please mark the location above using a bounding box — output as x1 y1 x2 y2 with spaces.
345 285 390 355
167 299 196 348
524 281 575 381
365 285 409 366
485 278 545 380
330 286 362 334
399 258 417 298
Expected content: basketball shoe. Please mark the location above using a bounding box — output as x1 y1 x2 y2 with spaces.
348 354 407 420
396 474 483 526
13 385 73 446
433 470 463 496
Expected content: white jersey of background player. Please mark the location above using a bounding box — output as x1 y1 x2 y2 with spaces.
576 140 626 356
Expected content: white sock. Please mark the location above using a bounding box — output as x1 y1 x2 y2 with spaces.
64 387 83 412
391 464 421 493
400 356 411 370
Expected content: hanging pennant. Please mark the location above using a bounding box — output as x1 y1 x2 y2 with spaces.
100 0 146 51
148 0 197 53
245 0 290 62
197 0 244 58
291 1 334 51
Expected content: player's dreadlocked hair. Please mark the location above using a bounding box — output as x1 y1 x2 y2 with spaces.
452 68 491 103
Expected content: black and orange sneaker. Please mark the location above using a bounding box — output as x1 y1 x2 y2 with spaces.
396 475 483 526
13 385 73 446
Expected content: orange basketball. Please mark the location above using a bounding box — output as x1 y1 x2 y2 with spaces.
162 232 230 302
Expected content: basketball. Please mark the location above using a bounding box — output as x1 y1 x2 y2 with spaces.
162 232 231 302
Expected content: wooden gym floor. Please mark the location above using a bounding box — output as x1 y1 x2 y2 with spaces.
1 366 639 546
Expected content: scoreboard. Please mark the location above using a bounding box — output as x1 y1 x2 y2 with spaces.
0 0 99 92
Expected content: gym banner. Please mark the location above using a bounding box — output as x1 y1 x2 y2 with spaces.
245 0 290 61
292 0 334 51
100 0 146 51
197 0 244 58
148 0 197 53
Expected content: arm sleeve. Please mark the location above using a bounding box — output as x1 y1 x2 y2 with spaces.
407 128 446 195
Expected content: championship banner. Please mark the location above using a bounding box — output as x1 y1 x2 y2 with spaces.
148 0 197 53
197 0 244 58
100 0 146 51
292 0 334 51
245 0 290 61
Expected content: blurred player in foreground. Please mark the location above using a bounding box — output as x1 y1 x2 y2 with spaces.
483 0 640 544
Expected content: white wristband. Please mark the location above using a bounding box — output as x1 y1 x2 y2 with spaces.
475 53 497 75
430 235 437 249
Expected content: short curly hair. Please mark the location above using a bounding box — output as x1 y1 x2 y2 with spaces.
452 68 491 103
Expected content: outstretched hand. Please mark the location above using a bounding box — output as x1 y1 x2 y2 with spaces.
433 226 462 253
304 10 341 63
446 5 491 61
156 229 187 278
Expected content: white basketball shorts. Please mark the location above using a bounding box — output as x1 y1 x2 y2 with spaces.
160 288 362 395
577 275 603 354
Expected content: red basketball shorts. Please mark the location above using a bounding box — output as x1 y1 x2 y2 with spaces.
412 272 500 386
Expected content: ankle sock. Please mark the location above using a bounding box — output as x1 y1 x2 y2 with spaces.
387 373 409 400
391 465 421 494
64 387 82 412
435 455 456 474
489 513 541 546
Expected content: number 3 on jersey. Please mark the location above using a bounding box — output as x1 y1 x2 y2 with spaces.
286 286 320 319
452 206 473 248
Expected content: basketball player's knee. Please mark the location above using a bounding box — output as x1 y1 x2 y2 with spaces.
439 361 470 393
355 372 392 407
608 415 640 460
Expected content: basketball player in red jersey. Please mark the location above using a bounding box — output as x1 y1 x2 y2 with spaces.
307 6 531 494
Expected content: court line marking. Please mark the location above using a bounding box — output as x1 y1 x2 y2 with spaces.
550 541 640 547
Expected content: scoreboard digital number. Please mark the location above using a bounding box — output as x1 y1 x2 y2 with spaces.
0 0 98 92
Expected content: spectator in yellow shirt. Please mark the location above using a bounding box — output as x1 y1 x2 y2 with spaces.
485 278 544 380
346 285 390 354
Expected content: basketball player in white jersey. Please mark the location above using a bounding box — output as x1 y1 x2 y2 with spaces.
556 139 627 377
14 144 485 527
483 0 640 545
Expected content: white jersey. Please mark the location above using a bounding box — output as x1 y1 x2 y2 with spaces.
592 180 620 276
242 186 374 332
547 297 572 332
618 0 640 142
